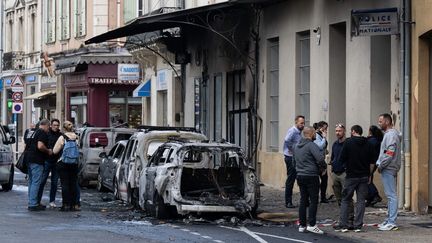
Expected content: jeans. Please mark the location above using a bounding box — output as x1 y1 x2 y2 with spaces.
297 175 320 227
38 161 59 203
367 167 380 202
320 169 328 200
332 172 354 222
28 163 44 207
284 156 297 204
340 177 369 228
381 170 398 225
57 162 79 207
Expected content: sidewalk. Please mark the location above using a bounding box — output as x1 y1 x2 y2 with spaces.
259 185 432 243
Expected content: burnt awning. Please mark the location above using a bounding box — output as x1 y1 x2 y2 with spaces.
85 0 275 45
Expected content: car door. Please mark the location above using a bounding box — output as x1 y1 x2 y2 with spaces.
108 143 125 187
144 146 171 201
101 144 118 186
118 139 136 200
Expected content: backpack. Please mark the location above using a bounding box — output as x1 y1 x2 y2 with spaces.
61 135 79 164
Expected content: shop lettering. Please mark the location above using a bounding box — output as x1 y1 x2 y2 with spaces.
89 78 140 85
120 67 140 73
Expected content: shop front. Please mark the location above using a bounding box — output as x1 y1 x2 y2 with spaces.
64 63 141 128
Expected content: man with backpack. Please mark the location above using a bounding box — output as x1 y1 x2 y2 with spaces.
53 121 80 211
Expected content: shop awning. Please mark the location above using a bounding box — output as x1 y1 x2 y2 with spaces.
133 80 151 97
24 90 56 100
85 0 274 45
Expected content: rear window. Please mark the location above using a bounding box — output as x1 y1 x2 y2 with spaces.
89 133 109 147
115 133 132 143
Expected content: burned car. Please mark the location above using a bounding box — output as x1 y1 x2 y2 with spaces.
114 127 207 204
0 125 15 191
97 140 128 192
139 141 260 219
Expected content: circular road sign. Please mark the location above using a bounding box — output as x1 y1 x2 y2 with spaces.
12 92 23 102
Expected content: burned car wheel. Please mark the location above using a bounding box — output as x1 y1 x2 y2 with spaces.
96 172 108 192
149 192 171 219
113 179 120 200
1 165 14 192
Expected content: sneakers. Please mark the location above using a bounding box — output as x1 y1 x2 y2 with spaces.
353 227 362 233
285 202 296 208
378 223 398 231
378 221 388 228
306 225 324 234
28 204 46 211
299 226 306 233
333 225 348 232
48 202 57 208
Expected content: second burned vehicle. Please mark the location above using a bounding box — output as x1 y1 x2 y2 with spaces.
139 141 260 219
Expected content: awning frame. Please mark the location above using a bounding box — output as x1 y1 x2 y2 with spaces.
24 90 56 100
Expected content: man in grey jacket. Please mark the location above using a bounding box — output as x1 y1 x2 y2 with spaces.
293 126 327 234
376 113 401 231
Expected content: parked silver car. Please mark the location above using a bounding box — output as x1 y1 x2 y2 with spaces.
0 125 15 191
139 141 260 219
78 127 135 186
114 127 207 205
97 140 128 192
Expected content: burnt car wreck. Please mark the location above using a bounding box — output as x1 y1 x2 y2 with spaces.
140 141 260 218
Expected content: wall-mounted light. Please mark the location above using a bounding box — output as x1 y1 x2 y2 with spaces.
313 26 321 45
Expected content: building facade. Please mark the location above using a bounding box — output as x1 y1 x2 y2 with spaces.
1 0 42 133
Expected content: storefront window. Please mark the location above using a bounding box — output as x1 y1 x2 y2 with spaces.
109 91 141 127
70 91 87 127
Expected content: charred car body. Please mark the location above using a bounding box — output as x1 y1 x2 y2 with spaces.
115 127 207 205
97 140 128 192
139 141 260 218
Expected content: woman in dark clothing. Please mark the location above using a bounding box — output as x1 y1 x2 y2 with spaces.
366 125 383 206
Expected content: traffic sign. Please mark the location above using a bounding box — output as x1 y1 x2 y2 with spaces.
11 75 24 92
12 92 23 102
12 102 23 114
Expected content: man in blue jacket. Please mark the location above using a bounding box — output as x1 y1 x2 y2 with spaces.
283 115 305 208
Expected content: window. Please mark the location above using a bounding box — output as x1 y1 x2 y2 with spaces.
267 38 279 151
45 0 56 43
59 0 70 40
114 145 126 159
297 32 310 124
214 74 223 141
74 0 86 37
138 0 143 16
108 144 118 157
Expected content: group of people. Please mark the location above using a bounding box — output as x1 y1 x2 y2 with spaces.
283 113 401 234
24 119 80 212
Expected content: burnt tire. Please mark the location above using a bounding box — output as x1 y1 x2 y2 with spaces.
96 172 108 192
113 179 120 200
1 165 14 192
151 192 170 219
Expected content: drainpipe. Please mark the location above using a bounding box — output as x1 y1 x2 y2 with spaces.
403 0 412 210
398 0 406 209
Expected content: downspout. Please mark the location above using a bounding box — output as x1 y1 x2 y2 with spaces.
398 0 406 209
403 0 412 210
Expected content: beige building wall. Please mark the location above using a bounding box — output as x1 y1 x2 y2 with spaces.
411 0 432 213
258 0 401 197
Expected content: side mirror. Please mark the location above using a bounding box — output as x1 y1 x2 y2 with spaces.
99 152 107 158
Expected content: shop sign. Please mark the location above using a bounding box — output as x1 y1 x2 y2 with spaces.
89 77 140 85
118 64 140 81
351 8 399 36
156 69 171 91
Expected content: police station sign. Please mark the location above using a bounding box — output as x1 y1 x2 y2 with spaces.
351 8 399 37
118 64 140 82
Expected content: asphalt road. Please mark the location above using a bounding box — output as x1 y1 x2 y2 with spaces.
0 171 354 243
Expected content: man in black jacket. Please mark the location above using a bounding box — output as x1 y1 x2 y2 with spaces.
27 119 53 211
335 125 374 232
294 126 327 234
38 119 62 208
